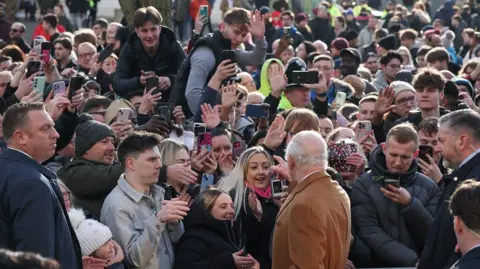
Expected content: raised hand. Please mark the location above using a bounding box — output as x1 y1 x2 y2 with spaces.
247 9 265 39
201 103 221 129
302 69 327 95
418 154 443 183
221 83 241 109
167 163 198 185
173 105 186 125
269 65 287 98
263 115 287 149
248 191 263 221
375 86 396 116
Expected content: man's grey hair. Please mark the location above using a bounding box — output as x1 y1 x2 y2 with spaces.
285 130 328 169
439 109 480 142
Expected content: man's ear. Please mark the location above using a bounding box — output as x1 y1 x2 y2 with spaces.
413 148 419 159
287 155 295 171
381 142 386 152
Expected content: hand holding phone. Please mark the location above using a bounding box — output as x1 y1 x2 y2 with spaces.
384 179 400 188
40 41 52 64
222 50 236 64
199 5 208 21
52 81 66 97
418 145 434 164
26 61 41 78
245 104 269 119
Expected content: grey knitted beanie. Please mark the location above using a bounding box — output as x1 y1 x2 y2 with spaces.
75 113 115 157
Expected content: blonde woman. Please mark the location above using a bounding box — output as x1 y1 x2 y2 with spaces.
218 146 280 269
158 139 215 201
397 46 415 71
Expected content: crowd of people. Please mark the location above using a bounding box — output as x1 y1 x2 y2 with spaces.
2 0 480 268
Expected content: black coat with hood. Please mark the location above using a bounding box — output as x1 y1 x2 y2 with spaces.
351 145 440 267
113 27 186 100
173 198 243 269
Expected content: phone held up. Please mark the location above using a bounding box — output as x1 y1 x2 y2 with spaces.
270 173 286 198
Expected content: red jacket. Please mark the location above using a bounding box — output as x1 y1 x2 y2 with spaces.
32 24 66 41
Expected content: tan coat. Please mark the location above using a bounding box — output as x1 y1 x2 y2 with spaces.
272 171 351 269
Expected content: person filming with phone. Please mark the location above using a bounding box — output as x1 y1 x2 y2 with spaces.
170 8 267 118
113 6 186 101
351 123 440 267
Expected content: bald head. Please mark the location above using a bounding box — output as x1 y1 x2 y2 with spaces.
286 130 328 174
313 40 328 54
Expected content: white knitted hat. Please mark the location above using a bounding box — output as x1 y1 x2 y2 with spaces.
68 208 112 256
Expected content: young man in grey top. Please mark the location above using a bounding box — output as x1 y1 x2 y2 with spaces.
185 8 267 115
101 132 190 269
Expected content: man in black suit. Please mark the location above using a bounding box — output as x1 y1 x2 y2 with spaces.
418 109 480 269
449 180 480 269
0 103 82 269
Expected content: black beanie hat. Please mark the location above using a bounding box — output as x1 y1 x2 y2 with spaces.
74 114 115 157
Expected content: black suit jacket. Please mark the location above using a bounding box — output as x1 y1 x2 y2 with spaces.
451 247 480 269
418 152 480 269
0 149 82 269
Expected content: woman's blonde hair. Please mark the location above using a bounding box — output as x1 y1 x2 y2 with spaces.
217 146 274 219
158 139 189 166
199 187 230 213
397 46 414 66
284 108 321 134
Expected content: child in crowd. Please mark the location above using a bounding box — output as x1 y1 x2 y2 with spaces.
68 208 125 269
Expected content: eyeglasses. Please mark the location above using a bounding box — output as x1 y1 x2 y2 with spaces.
395 96 416 105
78 52 95 58
387 64 401 69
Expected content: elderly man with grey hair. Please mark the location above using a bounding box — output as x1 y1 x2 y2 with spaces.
271 130 351 269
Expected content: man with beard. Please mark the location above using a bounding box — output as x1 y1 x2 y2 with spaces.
57 115 121 220
419 110 480 269
7 22 30 54
54 38 77 73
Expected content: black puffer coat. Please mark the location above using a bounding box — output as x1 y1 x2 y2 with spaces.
351 145 440 267
174 198 243 269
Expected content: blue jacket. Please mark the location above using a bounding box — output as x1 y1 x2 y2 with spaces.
0 148 82 269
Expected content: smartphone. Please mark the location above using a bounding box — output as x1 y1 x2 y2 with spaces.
143 71 155 76
233 140 247 159
97 45 113 62
33 38 43 55
26 61 41 78
270 177 285 198
194 123 207 135
68 76 85 100
245 104 269 119
327 140 358 173
283 27 295 36
200 5 208 21
52 81 66 96
222 50 236 64
197 132 212 152
200 174 215 191
356 120 372 142
41 41 52 63
384 179 400 188
331 110 337 122
33 76 46 95
117 108 131 123
156 105 171 122
146 76 159 92
291 71 319 84
335 92 347 108
418 145 434 164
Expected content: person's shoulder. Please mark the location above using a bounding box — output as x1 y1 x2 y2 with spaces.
413 172 438 189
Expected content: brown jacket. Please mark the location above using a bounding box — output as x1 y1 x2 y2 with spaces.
272 170 351 269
